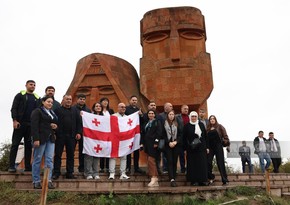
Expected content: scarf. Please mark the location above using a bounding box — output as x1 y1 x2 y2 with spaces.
189 111 202 137
145 120 153 132
164 120 177 141
41 107 58 120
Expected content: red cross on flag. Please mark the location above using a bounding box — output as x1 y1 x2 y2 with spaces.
82 111 140 158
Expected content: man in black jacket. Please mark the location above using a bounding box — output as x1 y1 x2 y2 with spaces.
8 80 40 172
267 132 282 173
125 95 145 174
72 93 91 173
253 130 271 173
52 95 82 179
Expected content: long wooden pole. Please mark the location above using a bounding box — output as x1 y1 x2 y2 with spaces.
265 169 270 195
40 168 49 205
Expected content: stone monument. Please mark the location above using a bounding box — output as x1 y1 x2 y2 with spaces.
66 53 148 110
140 6 213 112
67 6 213 113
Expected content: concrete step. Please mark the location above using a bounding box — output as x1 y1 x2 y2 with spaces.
2 171 290 197
282 192 290 199
5 172 290 188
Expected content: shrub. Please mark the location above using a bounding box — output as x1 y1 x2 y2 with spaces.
0 142 11 171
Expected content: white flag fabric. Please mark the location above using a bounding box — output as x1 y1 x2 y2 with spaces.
82 111 140 158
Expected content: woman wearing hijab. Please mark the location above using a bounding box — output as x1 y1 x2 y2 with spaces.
140 109 162 186
207 115 229 185
31 96 58 189
183 111 209 186
163 110 182 187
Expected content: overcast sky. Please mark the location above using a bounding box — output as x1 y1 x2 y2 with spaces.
1 1 290 171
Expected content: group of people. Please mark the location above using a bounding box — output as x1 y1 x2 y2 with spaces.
9 80 233 189
140 102 231 187
8 81 146 189
239 131 282 174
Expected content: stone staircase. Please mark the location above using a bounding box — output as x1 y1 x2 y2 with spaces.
1 171 290 199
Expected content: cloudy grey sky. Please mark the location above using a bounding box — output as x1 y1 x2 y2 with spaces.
1 0 290 171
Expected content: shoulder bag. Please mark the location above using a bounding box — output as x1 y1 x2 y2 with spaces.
189 137 201 150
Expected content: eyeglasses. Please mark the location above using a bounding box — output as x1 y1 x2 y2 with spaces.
120 106 126 108
191 116 197 117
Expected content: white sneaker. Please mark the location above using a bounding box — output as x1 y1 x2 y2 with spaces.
94 175 100 179
86 175 93 180
148 177 159 187
120 173 130 180
108 173 115 179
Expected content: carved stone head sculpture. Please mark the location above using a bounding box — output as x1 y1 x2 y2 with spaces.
66 53 148 111
140 6 213 112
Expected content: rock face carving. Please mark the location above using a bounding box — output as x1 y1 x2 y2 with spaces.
67 7 213 113
140 6 213 112
66 53 148 110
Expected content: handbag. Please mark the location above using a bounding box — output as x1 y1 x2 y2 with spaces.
158 139 165 151
189 137 201 150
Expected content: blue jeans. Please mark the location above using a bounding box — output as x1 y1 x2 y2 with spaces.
32 140 55 183
258 152 271 173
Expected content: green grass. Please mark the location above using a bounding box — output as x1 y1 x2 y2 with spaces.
0 182 290 205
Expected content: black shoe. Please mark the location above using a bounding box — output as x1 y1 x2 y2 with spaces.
8 168 16 173
66 174 77 179
190 182 199 186
48 182 55 189
78 168 84 173
222 181 229 186
99 169 104 173
208 179 215 185
134 168 145 174
52 174 60 180
162 170 168 174
33 182 42 189
199 182 209 186
170 180 177 187
157 169 162 175
180 169 186 174
24 168 32 172
126 168 131 174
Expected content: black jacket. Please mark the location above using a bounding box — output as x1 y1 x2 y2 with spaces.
73 104 91 113
183 122 208 152
125 105 139 115
31 107 58 144
253 136 270 154
141 119 162 157
11 90 40 122
54 106 82 138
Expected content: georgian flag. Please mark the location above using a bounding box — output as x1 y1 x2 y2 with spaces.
82 111 140 158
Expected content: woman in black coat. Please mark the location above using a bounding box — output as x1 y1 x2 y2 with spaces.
141 109 162 187
184 111 209 186
31 96 58 189
163 110 182 187
207 115 229 185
